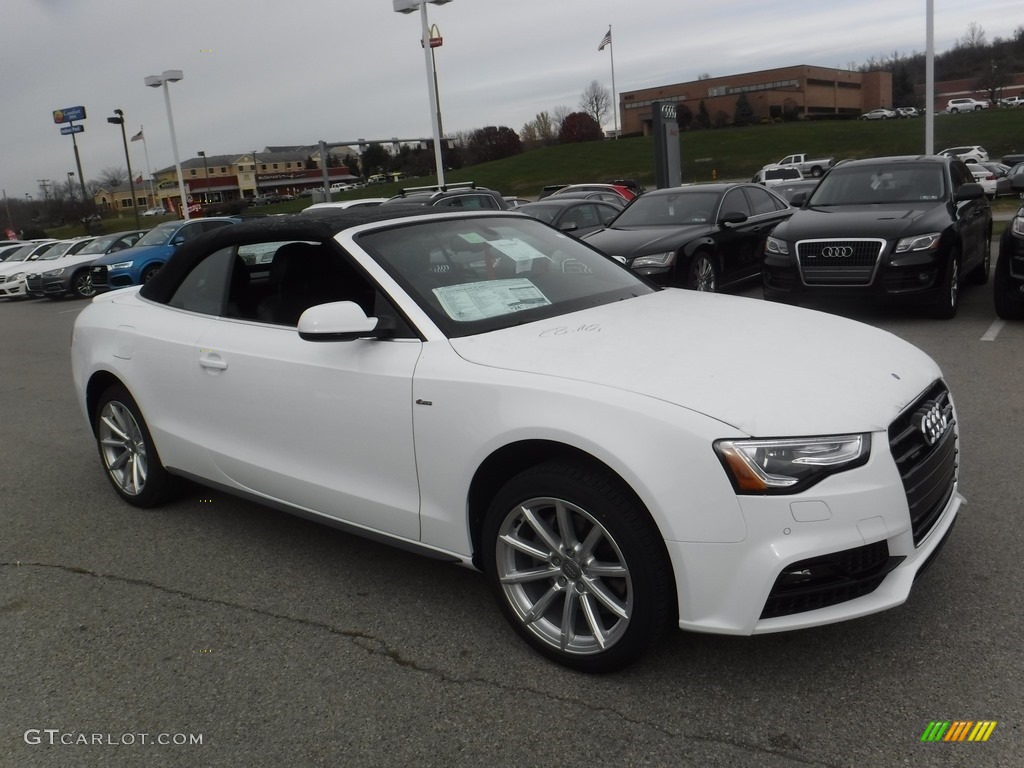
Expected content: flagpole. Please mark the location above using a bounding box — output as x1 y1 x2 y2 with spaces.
608 25 618 138
139 128 156 209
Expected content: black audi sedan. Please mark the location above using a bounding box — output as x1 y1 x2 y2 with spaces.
762 155 992 318
582 183 792 292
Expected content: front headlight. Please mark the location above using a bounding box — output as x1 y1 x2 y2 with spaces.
110 260 133 270
8 272 25 282
1011 214 1024 237
765 236 789 255
632 251 675 268
714 434 871 494
895 232 941 253
42 268 66 277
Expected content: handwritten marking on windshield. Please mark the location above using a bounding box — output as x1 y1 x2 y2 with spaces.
539 324 601 338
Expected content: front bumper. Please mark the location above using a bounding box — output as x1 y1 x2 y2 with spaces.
763 242 948 301
0 274 28 298
670 381 960 635
25 274 70 298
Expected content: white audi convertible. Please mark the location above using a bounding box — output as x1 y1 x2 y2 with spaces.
71 208 961 671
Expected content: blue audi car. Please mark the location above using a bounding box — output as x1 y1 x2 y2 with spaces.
90 217 240 291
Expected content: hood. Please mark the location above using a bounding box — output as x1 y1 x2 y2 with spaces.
448 290 940 437
90 243 166 266
584 225 707 260
775 204 949 241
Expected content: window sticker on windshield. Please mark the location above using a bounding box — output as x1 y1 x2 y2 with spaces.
457 232 488 244
433 278 551 321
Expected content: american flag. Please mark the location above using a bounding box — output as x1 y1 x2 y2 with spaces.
598 29 611 51
130 128 144 142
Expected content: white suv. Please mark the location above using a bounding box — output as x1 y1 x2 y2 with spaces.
946 97 989 113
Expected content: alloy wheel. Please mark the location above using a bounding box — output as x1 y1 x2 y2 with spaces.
98 400 149 496
494 496 633 657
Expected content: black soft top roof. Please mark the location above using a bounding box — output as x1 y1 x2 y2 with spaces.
139 207 511 304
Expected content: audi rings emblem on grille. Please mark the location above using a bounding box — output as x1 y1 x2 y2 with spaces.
819 246 854 258
914 401 950 446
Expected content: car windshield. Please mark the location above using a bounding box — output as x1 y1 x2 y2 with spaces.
610 190 720 227
356 215 654 338
135 222 179 247
809 164 947 206
516 204 561 224
77 234 122 255
5 243 55 262
38 240 81 260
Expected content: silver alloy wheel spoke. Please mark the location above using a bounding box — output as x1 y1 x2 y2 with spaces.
496 496 633 657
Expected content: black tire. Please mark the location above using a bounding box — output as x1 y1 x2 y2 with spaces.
967 233 992 285
810 166 823 178
687 252 718 292
94 384 175 508
994 249 1024 319
71 268 96 299
929 250 960 319
141 264 163 284
481 460 674 672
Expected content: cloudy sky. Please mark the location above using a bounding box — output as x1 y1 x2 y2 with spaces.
2 0 1019 199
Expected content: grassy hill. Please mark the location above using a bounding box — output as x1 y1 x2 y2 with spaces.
52 108 1023 238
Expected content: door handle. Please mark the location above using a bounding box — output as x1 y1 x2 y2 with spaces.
198 354 228 371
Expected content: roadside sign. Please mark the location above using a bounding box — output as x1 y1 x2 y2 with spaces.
60 124 85 135
53 106 87 124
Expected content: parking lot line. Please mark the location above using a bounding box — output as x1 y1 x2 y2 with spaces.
981 319 1005 341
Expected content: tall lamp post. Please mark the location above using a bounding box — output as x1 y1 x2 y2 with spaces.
67 172 76 201
197 151 209 203
144 70 189 220
393 0 450 187
107 108 141 228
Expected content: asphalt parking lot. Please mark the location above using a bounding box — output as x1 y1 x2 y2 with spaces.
1 252 1022 768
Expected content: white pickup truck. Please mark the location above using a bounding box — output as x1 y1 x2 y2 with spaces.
772 153 835 178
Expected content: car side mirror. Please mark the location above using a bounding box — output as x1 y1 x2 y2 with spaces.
719 211 748 227
171 235 186 246
559 221 579 232
790 192 809 207
954 182 985 202
297 301 395 342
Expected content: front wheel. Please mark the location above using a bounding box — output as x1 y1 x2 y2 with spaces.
94 384 174 507
929 250 959 319
994 249 1024 319
481 461 674 672
688 252 718 292
71 269 96 299
141 264 163 284
810 166 823 178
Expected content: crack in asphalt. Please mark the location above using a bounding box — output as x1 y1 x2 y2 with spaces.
3 560 842 768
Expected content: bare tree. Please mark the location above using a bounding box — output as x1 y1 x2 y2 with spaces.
579 80 611 127
697 72 711 80
958 22 987 49
97 166 128 188
551 104 573 129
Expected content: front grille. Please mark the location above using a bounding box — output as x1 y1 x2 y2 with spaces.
761 541 904 619
797 238 885 286
26 275 44 292
888 380 958 547
91 265 109 287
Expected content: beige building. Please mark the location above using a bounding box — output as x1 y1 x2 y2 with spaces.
620 65 893 135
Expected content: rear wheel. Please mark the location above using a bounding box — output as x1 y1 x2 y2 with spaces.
94 384 174 507
967 233 992 285
481 461 674 672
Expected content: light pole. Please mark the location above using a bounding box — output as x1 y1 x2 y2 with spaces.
144 70 189 220
197 151 209 203
393 0 450 187
108 108 141 228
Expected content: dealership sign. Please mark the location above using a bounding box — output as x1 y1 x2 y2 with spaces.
60 124 84 135
53 106 87 124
